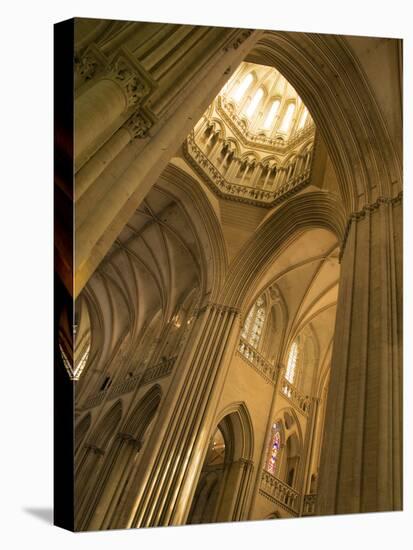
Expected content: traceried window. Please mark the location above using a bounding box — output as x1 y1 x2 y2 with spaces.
298 107 309 130
263 99 280 130
240 296 266 349
244 88 264 118
280 103 296 133
285 341 298 384
231 72 253 103
266 422 282 475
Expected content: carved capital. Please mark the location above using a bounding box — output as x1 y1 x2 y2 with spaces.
125 111 153 139
76 54 98 82
75 45 107 85
106 58 149 108
118 432 142 450
85 443 105 456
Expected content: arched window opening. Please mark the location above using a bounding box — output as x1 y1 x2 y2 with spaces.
244 87 264 118
279 103 296 133
266 422 282 475
231 72 253 103
285 341 299 384
298 107 309 130
263 99 280 129
240 296 266 349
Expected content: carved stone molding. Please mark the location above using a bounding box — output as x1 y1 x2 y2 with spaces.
117 432 142 450
223 30 254 52
194 302 239 317
125 110 153 139
84 443 105 456
339 191 403 261
209 302 240 316
184 134 312 208
106 57 149 108
75 44 107 84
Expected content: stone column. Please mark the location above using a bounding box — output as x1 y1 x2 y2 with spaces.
111 303 241 528
317 194 403 515
75 111 153 201
250 164 263 188
74 30 262 297
247 363 285 519
216 458 254 522
226 157 240 180
275 168 286 189
75 57 147 169
219 149 231 170
75 444 105 526
84 435 141 531
298 397 320 511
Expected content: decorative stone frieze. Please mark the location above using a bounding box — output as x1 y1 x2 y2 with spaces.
184 133 312 207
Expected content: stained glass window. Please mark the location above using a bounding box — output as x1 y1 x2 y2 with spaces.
266 422 281 475
285 341 298 384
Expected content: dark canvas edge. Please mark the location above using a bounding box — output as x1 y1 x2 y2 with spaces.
54 17 75 532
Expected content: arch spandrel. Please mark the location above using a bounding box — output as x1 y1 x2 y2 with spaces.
218 190 346 310
246 32 402 210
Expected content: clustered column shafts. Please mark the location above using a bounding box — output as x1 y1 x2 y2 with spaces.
113 304 242 528
317 197 402 514
73 25 262 298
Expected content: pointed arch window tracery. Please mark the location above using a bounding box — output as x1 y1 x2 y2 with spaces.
285 341 299 384
231 72 253 103
280 103 296 133
244 88 264 119
241 296 266 349
263 99 280 130
298 107 309 130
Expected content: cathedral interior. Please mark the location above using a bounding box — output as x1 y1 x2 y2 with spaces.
55 18 403 531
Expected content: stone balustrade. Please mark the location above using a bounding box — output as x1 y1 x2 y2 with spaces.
260 470 300 515
238 338 277 383
140 356 176 385
280 377 311 415
82 356 177 409
302 493 317 516
184 133 312 207
82 391 106 410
